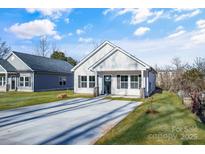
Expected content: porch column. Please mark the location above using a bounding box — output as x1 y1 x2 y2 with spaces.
94 71 99 96
5 72 8 91
141 70 144 88
141 70 145 98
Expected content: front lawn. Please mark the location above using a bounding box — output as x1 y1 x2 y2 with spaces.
96 91 205 144
0 90 93 111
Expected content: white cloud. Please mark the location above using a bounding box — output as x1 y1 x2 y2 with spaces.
196 19 205 29
191 20 205 44
25 8 72 19
53 34 62 40
76 24 93 35
147 10 163 23
76 29 85 35
7 19 60 40
167 30 186 38
175 9 201 21
78 37 93 43
102 8 115 15
134 27 150 36
103 8 164 25
64 18 70 24
68 32 73 36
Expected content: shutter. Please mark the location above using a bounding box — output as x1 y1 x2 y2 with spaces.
78 75 81 88
117 75 120 89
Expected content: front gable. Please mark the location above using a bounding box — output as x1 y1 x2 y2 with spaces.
6 53 32 71
92 49 147 71
74 42 115 73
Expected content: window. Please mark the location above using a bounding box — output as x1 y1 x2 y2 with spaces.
19 76 31 87
0 76 5 86
25 77 31 87
130 75 141 89
120 75 128 89
81 76 87 88
19 77 24 87
89 76 95 88
59 76 66 86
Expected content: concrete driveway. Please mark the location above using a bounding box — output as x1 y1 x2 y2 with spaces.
0 97 141 145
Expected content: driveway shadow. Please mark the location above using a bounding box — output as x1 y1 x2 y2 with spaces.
0 98 111 128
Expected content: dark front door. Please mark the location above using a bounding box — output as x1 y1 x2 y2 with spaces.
11 76 16 90
104 75 111 94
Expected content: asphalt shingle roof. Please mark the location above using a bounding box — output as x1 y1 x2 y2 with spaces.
13 51 73 74
0 59 16 72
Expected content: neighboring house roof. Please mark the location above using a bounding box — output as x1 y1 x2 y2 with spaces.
71 40 116 71
0 59 16 72
11 51 73 74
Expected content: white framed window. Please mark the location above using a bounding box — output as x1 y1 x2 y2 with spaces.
120 75 128 89
19 76 31 87
81 76 87 88
19 77 24 86
130 75 142 89
89 76 95 88
0 76 5 86
25 77 31 87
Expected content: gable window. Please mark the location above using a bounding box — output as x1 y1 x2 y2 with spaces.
19 76 31 87
89 76 95 88
130 75 141 89
120 75 128 89
59 76 66 86
0 76 5 86
81 76 87 88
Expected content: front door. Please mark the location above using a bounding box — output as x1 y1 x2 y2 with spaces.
104 75 111 94
11 76 16 90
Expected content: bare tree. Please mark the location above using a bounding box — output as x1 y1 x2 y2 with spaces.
0 38 11 58
194 57 205 74
51 42 61 53
36 36 50 57
171 57 182 70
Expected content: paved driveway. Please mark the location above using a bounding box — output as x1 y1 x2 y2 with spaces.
0 97 141 145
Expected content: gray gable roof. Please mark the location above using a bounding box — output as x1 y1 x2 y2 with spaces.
0 59 16 72
12 51 73 74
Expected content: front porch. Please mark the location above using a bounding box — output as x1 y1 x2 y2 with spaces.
93 70 149 98
0 73 18 92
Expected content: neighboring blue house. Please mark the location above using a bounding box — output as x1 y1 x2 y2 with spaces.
0 51 74 92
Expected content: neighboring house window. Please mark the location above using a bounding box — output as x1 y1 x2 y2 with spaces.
19 76 31 87
130 75 142 89
120 75 128 89
89 76 95 88
81 76 87 88
25 77 31 87
0 76 5 86
19 77 24 87
59 76 66 86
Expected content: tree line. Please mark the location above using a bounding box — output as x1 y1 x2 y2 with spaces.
156 57 205 94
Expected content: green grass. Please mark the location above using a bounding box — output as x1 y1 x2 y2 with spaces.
96 91 205 145
0 90 93 111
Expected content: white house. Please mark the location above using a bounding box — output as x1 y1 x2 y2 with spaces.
71 41 156 98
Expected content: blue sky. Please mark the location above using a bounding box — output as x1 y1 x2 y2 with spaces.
0 8 205 67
